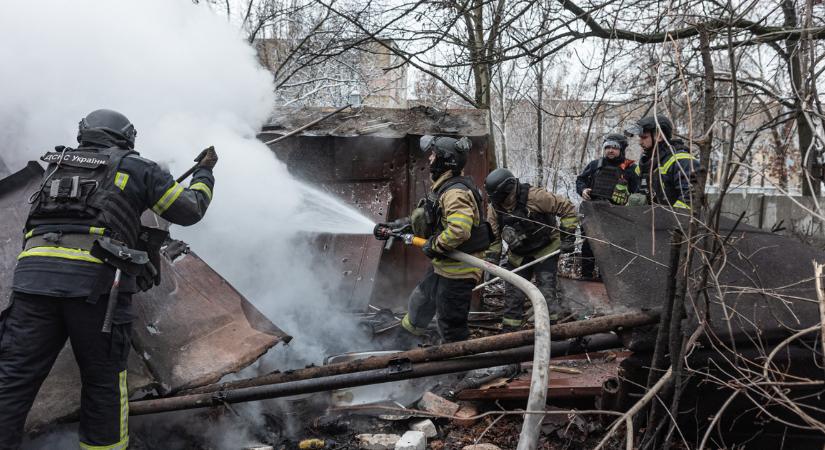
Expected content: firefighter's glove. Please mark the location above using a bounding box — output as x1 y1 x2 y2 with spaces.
197 146 218 170
560 231 576 254
422 237 443 259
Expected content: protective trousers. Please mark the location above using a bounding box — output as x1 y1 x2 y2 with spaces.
502 254 564 327
402 268 475 343
0 291 132 450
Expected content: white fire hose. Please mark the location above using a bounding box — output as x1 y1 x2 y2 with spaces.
395 233 550 450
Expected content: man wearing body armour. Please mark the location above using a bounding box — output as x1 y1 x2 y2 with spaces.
575 133 640 279
625 115 701 210
483 169 579 330
374 135 490 344
0 109 217 450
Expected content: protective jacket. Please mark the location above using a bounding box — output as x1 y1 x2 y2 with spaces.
637 139 700 209
576 157 640 205
13 142 214 297
485 184 578 267
424 170 489 281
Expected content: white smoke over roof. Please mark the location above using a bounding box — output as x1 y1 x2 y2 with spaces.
1 1 377 446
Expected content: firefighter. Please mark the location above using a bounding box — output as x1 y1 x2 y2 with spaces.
575 133 640 279
374 135 490 344
0 109 217 450
625 115 701 210
483 169 579 330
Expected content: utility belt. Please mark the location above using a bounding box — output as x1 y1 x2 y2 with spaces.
23 226 168 297
24 233 102 252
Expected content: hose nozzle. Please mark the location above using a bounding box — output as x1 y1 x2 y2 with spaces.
373 223 394 240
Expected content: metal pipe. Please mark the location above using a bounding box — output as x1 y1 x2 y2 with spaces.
263 104 352 145
130 335 624 417
130 348 525 416
473 250 561 292
182 311 656 395
439 248 550 450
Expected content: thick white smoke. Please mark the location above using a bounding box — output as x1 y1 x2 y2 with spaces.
1 1 378 447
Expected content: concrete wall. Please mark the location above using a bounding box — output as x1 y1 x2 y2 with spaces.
709 193 825 246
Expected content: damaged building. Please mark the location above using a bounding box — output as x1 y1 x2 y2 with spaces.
1 106 825 450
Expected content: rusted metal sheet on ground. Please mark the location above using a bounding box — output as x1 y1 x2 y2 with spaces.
581 202 825 349
132 250 290 393
0 162 290 429
311 182 393 310
457 351 628 401
260 107 492 308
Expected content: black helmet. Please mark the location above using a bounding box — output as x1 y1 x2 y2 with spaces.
420 135 471 178
77 109 137 149
625 114 672 140
484 168 518 204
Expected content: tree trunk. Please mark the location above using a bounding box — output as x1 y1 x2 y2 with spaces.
536 61 545 187
496 67 509 168
697 27 715 197
782 0 820 196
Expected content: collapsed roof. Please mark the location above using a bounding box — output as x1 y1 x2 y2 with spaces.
263 105 490 138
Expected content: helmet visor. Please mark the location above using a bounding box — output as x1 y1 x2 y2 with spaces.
489 177 515 203
419 135 436 153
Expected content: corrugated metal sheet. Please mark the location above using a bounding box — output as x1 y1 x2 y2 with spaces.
581 202 825 349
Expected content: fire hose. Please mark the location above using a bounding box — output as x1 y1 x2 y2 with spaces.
373 226 551 450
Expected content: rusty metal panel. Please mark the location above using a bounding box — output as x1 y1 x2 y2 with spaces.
333 136 406 181
581 202 825 348
132 250 289 393
457 351 628 400
314 182 394 310
261 119 493 309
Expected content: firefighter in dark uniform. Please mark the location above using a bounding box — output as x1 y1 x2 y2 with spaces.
483 169 579 330
575 133 640 279
0 109 217 450
625 115 701 210
374 135 490 344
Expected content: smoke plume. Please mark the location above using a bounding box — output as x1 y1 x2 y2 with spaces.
2 1 378 447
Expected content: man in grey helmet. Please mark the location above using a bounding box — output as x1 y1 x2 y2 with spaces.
374 135 490 344
0 109 217 450
483 168 579 330
575 133 640 279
